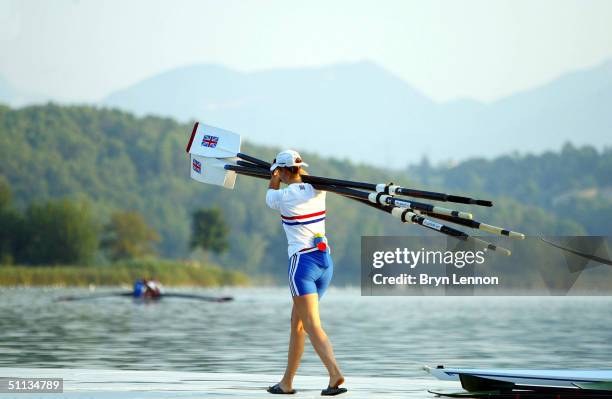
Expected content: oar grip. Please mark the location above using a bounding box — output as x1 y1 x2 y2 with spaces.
390 206 414 223
479 223 525 239
470 237 512 256
430 206 473 220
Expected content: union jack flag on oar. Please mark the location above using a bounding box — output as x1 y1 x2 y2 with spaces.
201 135 219 148
192 158 202 173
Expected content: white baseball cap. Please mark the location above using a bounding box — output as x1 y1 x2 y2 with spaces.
270 150 309 171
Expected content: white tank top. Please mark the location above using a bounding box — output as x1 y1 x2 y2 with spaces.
266 183 326 257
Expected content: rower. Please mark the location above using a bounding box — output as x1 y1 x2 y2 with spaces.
132 278 163 298
144 278 162 298
133 279 146 298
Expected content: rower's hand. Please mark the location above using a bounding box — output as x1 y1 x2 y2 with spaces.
299 168 309 175
269 168 281 189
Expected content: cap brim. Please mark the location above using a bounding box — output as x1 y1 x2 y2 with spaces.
270 161 308 171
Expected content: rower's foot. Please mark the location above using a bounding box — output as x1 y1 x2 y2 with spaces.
322 375 346 395
267 382 296 395
328 375 344 389
321 380 347 396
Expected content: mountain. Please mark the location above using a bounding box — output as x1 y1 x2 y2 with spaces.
102 60 612 167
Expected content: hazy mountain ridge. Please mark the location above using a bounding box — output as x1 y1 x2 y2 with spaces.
99 60 612 167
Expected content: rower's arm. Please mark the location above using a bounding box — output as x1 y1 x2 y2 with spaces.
266 169 282 209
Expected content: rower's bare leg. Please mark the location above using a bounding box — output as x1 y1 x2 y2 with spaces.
293 293 344 388
279 306 306 392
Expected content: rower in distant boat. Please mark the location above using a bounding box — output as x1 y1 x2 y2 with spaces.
132 278 163 299
144 279 162 298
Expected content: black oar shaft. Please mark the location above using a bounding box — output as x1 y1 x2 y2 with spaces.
237 153 271 169
303 174 375 191
230 168 510 254
236 160 262 169
235 153 493 207
226 164 472 218
420 211 524 239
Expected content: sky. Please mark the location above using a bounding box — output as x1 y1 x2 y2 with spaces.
1 0 612 103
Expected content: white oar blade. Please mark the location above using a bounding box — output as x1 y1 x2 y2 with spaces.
190 155 236 189
186 122 241 158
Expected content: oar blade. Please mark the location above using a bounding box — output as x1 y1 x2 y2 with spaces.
186 122 241 158
190 154 237 189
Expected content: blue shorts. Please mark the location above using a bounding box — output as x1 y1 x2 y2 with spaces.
288 250 334 298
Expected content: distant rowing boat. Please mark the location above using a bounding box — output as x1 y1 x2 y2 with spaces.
56 291 233 303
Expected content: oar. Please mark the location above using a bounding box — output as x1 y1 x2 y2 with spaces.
233 159 523 240
539 237 612 266
225 164 473 219
419 211 525 239
162 293 234 302
186 122 492 206
228 164 511 255
186 122 523 248
299 174 492 207
347 196 512 255
56 292 134 301
235 157 491 207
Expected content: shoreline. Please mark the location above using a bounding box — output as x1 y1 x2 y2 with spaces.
0 261 249 287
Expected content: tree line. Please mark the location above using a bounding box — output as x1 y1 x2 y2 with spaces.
0 177 228 266
1 103 607 284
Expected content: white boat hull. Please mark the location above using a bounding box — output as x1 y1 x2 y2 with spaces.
425 365 612 388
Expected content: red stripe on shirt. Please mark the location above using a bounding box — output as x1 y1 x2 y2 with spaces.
281 210 326 220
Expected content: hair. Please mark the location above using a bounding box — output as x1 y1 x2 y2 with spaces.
280 166 300 176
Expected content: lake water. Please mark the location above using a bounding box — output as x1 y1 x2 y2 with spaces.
1 287 611 379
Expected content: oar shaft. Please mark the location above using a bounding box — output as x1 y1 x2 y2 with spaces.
237 153 271 169
226 164 473 219
341 192 510 254
390 207 468 238
420 211 525 239
301 174 376 191
236 160 263 169
370 193 473 219
235 153 493 207
230 168 510 255
392 187 493 207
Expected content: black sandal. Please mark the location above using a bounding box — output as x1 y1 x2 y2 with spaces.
321 386 348 396
267 383 296 395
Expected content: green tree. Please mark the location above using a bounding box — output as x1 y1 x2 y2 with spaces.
190 208 229 255
22 199 99 265
0 175 11 209
101 210 160 262
0 176 24 264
